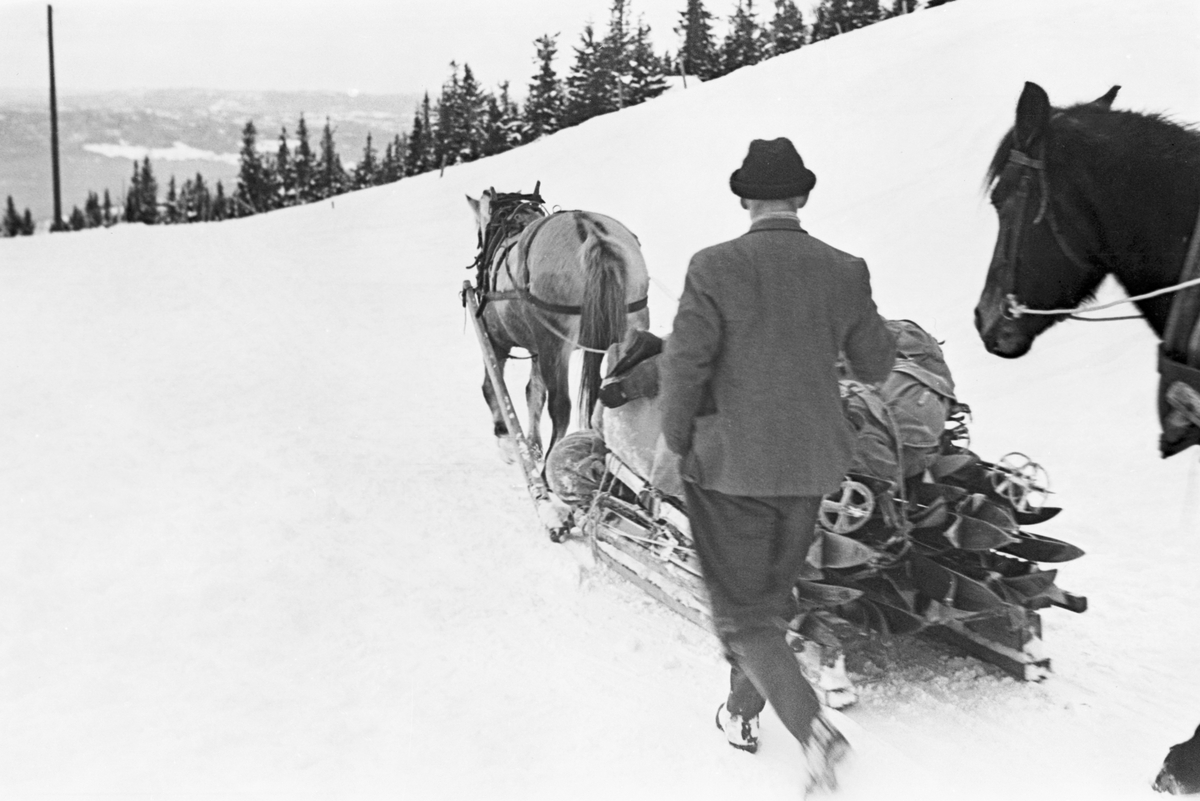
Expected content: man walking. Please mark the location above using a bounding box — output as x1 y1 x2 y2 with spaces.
659 138 895 793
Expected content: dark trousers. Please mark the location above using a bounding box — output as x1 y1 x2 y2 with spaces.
684 481 822 745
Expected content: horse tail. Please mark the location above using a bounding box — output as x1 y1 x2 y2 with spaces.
577 217 630 425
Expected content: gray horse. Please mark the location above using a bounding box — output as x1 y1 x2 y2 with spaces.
466 187 650 460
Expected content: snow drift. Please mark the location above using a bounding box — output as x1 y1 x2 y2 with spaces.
1 0 1198 798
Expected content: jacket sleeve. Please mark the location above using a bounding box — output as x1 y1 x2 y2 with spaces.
659 257 722 456
842 260 896 384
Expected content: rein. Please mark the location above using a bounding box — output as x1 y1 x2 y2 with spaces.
1000 147 1200 322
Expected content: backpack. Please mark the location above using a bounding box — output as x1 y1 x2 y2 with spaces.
883 320 957 477
846 320 958 483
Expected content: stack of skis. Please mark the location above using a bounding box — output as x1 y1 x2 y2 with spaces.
580 426 1087 689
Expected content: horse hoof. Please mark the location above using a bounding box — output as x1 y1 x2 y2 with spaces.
497 436 518 465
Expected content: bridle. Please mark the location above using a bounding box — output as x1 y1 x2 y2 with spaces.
994 146 1102 321
997 146 1200 322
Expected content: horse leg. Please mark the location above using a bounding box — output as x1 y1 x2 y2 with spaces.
482 346 518 464
525 357 548 460
541 342 574 457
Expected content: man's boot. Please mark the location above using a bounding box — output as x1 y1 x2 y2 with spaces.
715 703 760 754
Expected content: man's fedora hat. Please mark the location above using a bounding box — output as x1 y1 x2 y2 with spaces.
729 137 817 200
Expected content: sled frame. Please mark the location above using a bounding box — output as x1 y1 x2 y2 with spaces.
463 280 566 538
581 453 1053 682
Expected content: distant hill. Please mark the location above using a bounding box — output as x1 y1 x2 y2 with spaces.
0 89 420 223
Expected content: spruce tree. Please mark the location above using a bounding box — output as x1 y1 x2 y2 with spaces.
483 81 522 157
166 176 180 223
380 140 395 183
84 191 103 228
3 195 22 237
213 181 228 220
565 24 615 127
274 126 296 207
675 0 720 80
661 50 677 76
125 161 142 223
138 156 159 224
768 0 807 55
379 133 406 183
236 121 273 213
461 65 489 162
811 0 881 41
433 63 461 170
523 34 565 142
353 133 379 189
405 94 434 176
721 0 767 76
190 172 212 222
21 208 35 235
398 133 412 179
177 177 192 222
600 0 633 110
627 23 668 105
294 115 316 203
314 118 348 198
68 205 86 231
102 190 114 226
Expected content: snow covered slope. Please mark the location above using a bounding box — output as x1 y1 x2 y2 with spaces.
2 0 1198 799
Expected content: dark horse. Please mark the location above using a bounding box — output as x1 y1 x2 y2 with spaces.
975 82 1200 454
976 82 1200 357
975 83 1200 794
466 187 650 461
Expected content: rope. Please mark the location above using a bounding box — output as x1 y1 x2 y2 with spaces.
528 303 611 354
1066 313 1143 322
1008 275 1200 318
649 275 680 304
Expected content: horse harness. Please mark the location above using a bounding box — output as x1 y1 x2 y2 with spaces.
467 199 648 323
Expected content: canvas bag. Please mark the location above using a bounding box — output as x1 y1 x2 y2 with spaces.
880 320 957 478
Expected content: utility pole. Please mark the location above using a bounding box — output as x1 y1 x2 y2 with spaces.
48 4 64 231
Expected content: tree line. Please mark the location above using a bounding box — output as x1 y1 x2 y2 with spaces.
2 0 955 238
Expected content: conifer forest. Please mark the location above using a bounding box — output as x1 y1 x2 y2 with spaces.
2 0 954 236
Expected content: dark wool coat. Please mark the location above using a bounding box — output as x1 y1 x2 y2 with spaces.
660 216 896 497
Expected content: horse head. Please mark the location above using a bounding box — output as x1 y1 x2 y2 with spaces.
974 82 1117 357
466 187 499 250
466 185 546 257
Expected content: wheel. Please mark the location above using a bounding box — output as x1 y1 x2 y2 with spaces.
988 452 1050 514
819 479 875 534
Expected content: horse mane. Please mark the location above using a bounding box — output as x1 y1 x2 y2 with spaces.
986 101 1200 190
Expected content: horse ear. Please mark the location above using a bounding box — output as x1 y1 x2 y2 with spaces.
1089 85 1120 109
466 194 480 216
1015 81 1052 150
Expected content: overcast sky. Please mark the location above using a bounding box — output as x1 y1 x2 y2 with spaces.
0 0 821 98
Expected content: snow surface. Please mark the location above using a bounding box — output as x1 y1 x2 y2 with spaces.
82 141 242 165
2 0 1199 798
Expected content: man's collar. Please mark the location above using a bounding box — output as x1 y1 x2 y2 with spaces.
748 214 805 233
